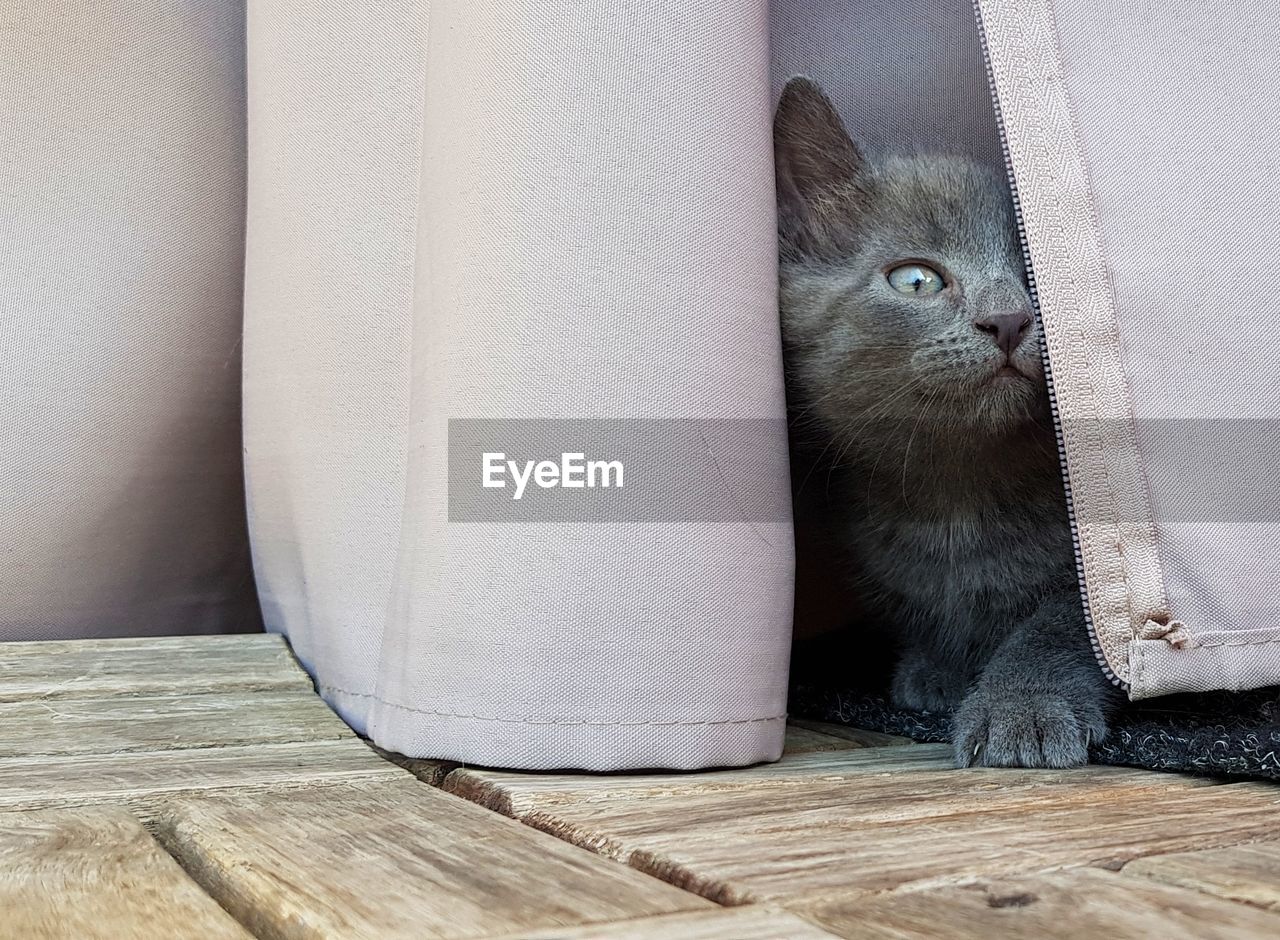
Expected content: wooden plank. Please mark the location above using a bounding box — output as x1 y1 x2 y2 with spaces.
447 745 958 817
0 806 250 939
501 907 839 939
1124 841 1280 911
0 691 354 758
782 724 865 755
0 740 405 812
448 746 1276 904
786 720 913 751
152 780 713 940
806 868 1280 939
446 743 1209 820
0 634 311 702
618 783 1280 903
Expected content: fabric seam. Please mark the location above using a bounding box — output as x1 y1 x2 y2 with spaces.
1138 637 1280 651
323 684 787 728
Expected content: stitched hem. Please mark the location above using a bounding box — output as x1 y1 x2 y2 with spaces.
1159 637 1280 652
1130 633 1280 700
321 683 788 728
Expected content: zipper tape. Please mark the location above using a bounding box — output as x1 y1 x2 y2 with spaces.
970 0 1178 692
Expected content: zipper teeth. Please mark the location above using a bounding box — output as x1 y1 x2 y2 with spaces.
969 0 1125 690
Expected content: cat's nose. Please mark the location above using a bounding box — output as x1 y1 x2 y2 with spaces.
972 311 1032 356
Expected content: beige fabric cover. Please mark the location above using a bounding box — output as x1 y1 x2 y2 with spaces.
243 2 793 770
8 0 1279 763
978 0 1280 697
1 1 260 640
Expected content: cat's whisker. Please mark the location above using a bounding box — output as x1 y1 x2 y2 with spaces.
841 376 930 440
900 387 942 506
808 376 929 492
794 431 842 497
788 388 843 427
825 376 931 494
855 384 937 494
863 433 901 501
826 433 861 497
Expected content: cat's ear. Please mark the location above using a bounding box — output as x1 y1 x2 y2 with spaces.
774 77 867 254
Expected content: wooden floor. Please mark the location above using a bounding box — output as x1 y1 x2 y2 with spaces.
3 635 1280 939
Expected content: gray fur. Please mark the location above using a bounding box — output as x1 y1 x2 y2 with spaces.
776 77 1118 768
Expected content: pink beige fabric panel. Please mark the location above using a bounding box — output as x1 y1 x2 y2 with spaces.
0 1 260 639
6 0 1278 765
242 2 794 770
977 0 1280 697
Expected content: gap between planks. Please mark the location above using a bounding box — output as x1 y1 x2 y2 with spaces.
425 722 1280 936
146 779 716 940
0 806 252 940
440 739 1280 908
9 632 1276 939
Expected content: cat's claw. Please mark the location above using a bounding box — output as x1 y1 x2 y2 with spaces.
952 686 1107 769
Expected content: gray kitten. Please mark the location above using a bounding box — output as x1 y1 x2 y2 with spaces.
775 77 1118 768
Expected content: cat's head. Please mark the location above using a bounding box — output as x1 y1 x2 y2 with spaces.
775 77 1047 440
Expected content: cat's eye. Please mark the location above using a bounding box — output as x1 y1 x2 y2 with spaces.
886 263 946 295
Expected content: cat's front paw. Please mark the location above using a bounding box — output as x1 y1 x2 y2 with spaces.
891 649 970 713
952 685 1107 768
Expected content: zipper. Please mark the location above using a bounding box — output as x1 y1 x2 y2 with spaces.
970 0 1126 690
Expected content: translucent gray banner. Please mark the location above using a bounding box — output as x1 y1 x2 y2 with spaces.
447 419 792 523
1105 418 1280 526
447 417 1280 524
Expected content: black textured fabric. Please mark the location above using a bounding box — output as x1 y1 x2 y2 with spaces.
788 638 1280 779
789 685 1280 780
